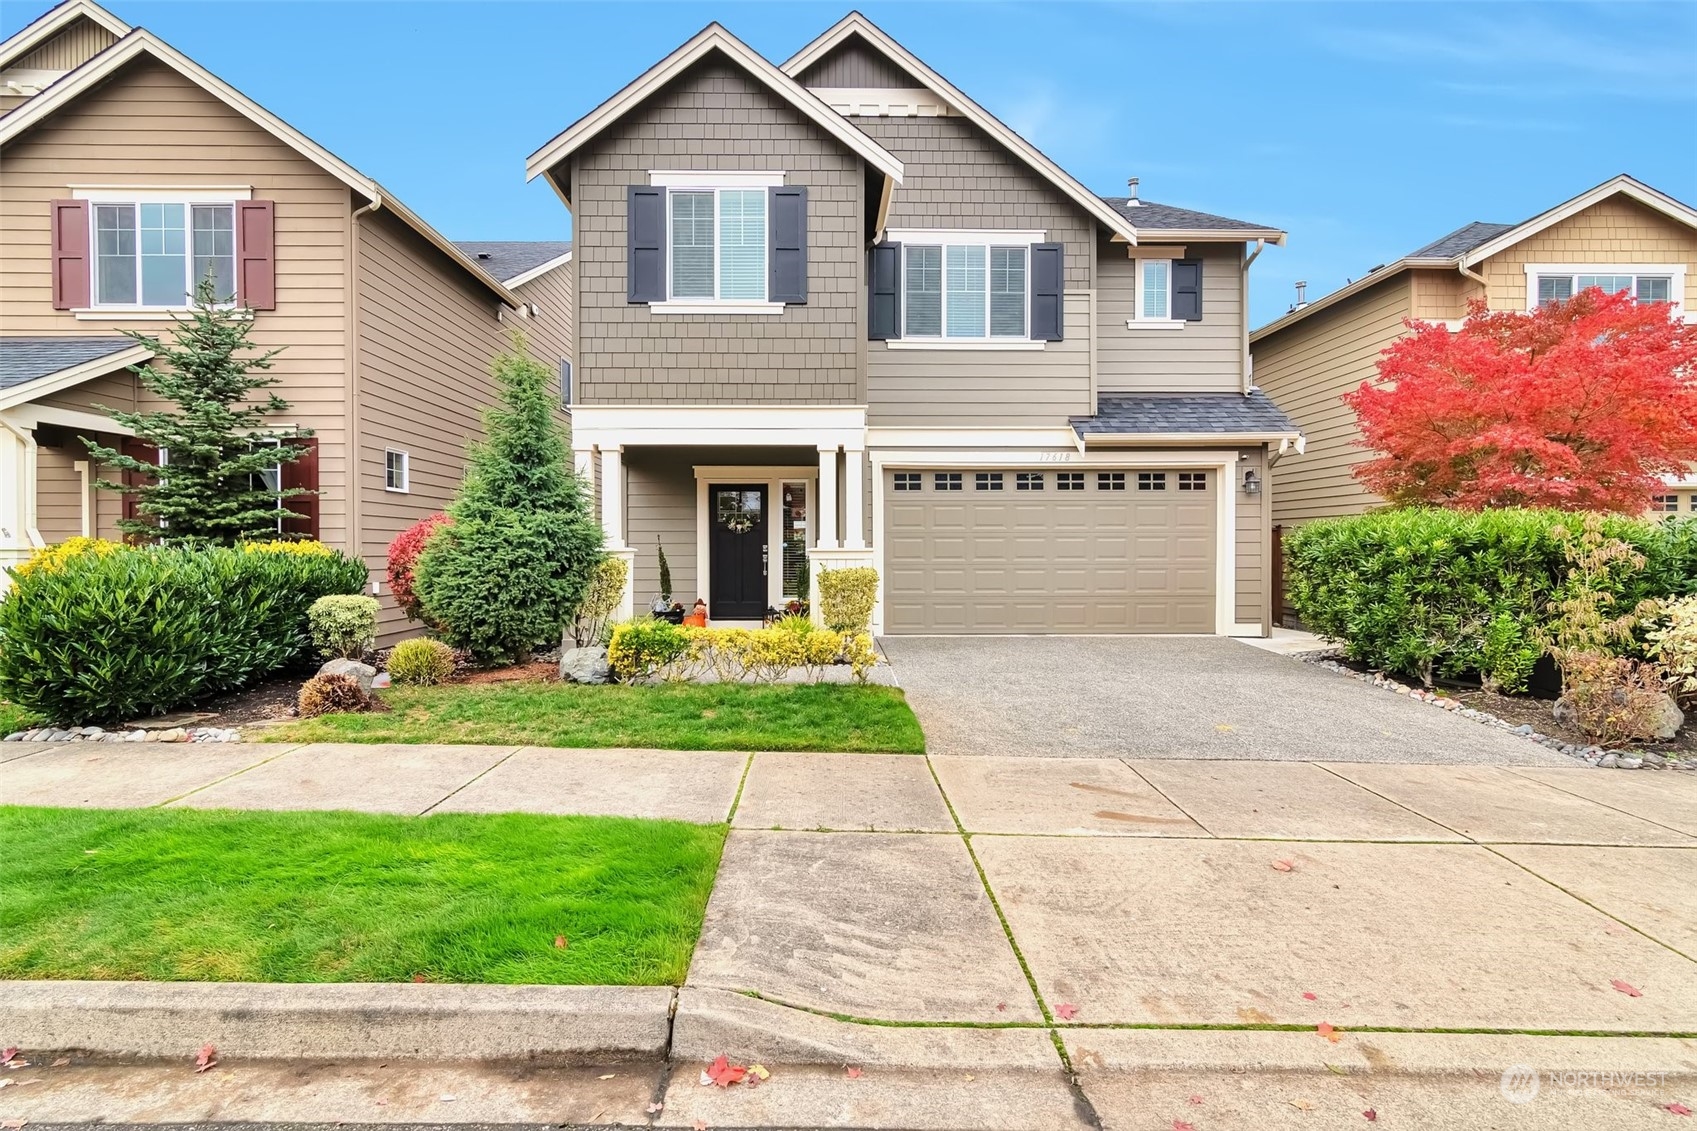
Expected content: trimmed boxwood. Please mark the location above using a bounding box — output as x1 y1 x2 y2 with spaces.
0 544 366 725
1285 508 1697 692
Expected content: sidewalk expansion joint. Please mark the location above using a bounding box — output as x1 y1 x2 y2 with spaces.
723 752 756 825
1482 843 1696 962
150 744 305 808
416 745 522 815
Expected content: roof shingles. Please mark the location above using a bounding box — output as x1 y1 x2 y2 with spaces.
1405 221 1514 260
0 336 139 392
1099 197 1278 234
452 241 572 286
1071 392 1297 438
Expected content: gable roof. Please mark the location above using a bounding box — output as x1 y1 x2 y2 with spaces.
1101 197 1287 243
0 335 151 411
1251 174 1697 344
783 13 1145 245
454 241 572 287
0 15 518 307
525 22 903 201
0 0 129 71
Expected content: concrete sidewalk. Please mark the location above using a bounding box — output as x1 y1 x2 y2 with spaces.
5 743 1696 1128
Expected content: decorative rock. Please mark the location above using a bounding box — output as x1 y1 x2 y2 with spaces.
319 658 377 693
3 731 21 742
1513 724 1534 736
1645 693 1683 741
1617 755 1644 770
1641 752 1668 769
560 646 612 685
1597 752 1619 768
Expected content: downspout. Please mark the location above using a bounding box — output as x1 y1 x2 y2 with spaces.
1241 238 1265 394
347 191 382 582
1458 257 1488 292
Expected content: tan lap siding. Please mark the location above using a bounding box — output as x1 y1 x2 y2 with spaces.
1097 240 1244 393
34 445 86 542
0 57 351 546
1481 196 1697 310
1251 275 1410 526
867 304 1092 426
513 266 574 378
1235 446 1266 628
573 60 864 406
355 211 510 643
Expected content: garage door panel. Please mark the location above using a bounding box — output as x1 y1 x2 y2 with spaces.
883 469 1218 634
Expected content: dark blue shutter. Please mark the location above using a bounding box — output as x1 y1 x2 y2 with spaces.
627 185 665 303
768 186 807 303
1173 258 1203 322
1030 242 1063 341
868 241 902 340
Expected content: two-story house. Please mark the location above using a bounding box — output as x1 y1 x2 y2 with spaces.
0 0 572 643
526 13 1296 636
1251 175 1697 533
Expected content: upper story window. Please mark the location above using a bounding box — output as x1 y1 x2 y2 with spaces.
669 188 766 302
871 230 1063 346
1527 264 1685 314
94 201 235 307
1128 257 1203 327
902 242 1028 340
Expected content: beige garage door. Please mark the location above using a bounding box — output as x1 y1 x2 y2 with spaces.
883 468 1216 634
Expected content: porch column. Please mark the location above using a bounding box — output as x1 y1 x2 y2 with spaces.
599 445 625 549
0 413 41 571
816 445 839 550
842 444 866 550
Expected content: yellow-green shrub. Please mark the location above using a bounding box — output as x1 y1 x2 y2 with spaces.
387 637 455 686
308 594 379 660
609 622 869 683
11 537 122 581
841 632 878 683
574 555 629 647
819 566 878 633
608 619 689 681
242 539 335 557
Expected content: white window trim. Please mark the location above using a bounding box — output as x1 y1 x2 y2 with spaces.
384 448 410 493
659 182 774 310
896 237 1039 346
648 171 784 189
1131 258 1179 326
83 193 243 314
1522 263 1686 314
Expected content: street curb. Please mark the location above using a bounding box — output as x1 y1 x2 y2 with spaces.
0 980 675 1064
671 987 1062 1070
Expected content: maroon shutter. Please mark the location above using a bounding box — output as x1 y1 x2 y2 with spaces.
235 200 275 310
281 436 319 539
120 438 159 529
51 199 90 310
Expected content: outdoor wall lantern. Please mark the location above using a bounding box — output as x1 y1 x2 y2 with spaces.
1242 468 1262 495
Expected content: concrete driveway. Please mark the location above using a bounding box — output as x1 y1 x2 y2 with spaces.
880 635 1569 763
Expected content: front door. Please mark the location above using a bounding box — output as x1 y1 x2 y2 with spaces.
708 484 769 619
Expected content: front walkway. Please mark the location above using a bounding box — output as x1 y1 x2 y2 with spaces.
5 742 1695 1127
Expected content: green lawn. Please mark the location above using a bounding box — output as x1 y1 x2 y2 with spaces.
0 806 724 985
266 681 926 753
0 701 41 735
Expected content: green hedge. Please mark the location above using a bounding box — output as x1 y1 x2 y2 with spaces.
0 545 366 725
1285 509 1697 691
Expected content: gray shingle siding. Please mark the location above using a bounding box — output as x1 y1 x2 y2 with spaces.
0 336 137 391
1072 392 1297 437
794 36 922 89
574 58 864 406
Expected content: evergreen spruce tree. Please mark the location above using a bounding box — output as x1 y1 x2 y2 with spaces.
414 336 603 664
84 278 311 542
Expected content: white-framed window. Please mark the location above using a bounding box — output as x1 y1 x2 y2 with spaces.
900 241 1030 340
385 449 409 493
1138 259 1171 321
666 187 767 303
250 436 284 532
1525 264 1685 314
91 201 237 308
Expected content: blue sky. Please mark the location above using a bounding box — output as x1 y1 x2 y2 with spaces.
12 1 1693 325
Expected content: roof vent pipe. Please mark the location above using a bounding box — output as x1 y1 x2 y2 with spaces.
1293 280 1308 310
1125 177 1140 205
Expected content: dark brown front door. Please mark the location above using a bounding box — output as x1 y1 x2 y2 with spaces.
709 484 768 619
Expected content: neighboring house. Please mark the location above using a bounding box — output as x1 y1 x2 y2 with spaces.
525 12 1296 636
0 0 571 643
1251 175 1697 532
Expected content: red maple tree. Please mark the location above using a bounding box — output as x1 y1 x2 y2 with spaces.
1344 288 1697 512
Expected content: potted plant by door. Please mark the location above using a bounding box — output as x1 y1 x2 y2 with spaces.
652 540 685 623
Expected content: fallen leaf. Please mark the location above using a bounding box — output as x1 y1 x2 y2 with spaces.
1173 1121 1195 1131
1215 723 1236 732
1302 992 1318 1001
1364 1109 1378 1122
963 1073 975 1081
1611 979 1643 997
1668 1103 1692 1116
1317 1022 1341 1043
996 1001 1008 1012
1289 1098 1315 1111
374 1099 388 1107
1188 1094 1203 1104
1272 860 1295 872
706 1054 746 1088
749 1064 770 1081
693 1121 708 1131
846 1066 863 1079
1055 1003 1080 1020
646 1101 664 1114
1 1119 24 1129
0 1050 13 1066
412 974 428 983
598 1073 616 1080
194 1044 218 1073
554 935 568 949
50 1059 69 1068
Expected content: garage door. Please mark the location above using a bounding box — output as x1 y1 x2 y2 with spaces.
883 468 1216 634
